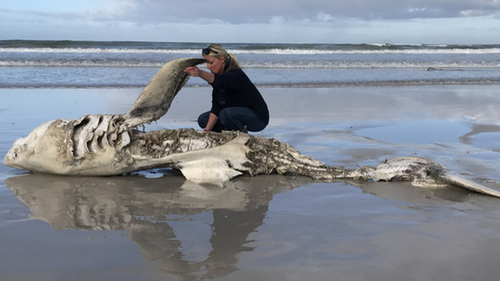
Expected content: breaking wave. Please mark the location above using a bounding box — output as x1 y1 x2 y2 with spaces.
1 40 500 88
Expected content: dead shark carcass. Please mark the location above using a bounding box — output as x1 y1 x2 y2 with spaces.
3 58 500 198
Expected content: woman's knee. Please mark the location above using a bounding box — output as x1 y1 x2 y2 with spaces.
197 111 210 128
218 110 239 130
219 107 264 131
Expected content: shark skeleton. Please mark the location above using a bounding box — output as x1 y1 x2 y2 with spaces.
4 57 500 198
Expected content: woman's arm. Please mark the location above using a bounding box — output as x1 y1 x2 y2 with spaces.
184 66 215 84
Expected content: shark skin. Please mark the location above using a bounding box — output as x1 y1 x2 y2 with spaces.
3 58 500 198
124 57 207 128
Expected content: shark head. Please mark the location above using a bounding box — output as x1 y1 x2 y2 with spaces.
4 120 73 173
3 115 131 176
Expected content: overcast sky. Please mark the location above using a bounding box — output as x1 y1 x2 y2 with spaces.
1 0 500 44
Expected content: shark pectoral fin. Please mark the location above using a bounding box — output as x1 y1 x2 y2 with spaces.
178 158 243 187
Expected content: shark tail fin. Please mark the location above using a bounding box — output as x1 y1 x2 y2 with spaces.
441 173 500 198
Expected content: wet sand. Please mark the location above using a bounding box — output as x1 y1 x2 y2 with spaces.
1 85 500 280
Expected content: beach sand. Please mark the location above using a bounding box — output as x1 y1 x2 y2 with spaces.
1 85 500 280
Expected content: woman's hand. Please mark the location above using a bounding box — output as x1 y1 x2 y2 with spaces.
184 66 200 77
184 66 215 84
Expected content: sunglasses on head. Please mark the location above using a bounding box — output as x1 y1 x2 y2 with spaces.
202 48 218 55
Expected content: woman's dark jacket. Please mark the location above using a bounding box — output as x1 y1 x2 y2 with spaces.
210 68 269 125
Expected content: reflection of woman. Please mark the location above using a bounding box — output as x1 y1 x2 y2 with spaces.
184 44 269 132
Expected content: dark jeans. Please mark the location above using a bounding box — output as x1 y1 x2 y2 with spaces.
198 107 267 132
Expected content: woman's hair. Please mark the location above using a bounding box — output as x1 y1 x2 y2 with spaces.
203 43 240 72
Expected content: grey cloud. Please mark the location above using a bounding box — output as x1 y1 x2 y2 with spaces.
102 0 500 24
0 8 84 22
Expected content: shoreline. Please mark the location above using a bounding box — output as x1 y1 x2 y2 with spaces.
3 78 500 89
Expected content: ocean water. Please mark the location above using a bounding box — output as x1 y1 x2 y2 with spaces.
1 40 500 88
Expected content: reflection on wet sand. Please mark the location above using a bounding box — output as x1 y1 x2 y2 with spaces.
6 170 497 280
353 180 475 204
4 172 313 280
